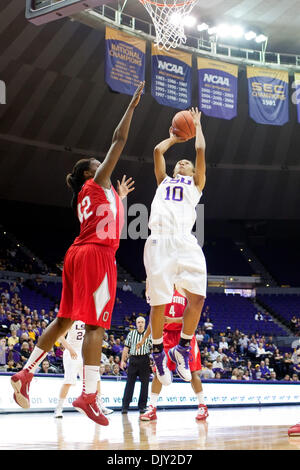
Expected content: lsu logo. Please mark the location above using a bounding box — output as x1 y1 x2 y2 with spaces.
203 73 230 87
158 60 184 75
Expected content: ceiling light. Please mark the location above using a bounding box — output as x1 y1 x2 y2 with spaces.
208 26 217 35
216 23 231 37
183 15 196 27
169 12 182 26
255 34 268 43
197 22 209 32
231 25 244 38
245 31 257 40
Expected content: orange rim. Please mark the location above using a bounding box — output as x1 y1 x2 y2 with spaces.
139 0 196 8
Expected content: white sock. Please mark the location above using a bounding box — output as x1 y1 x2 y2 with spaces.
24 346 47 374
181 332 193 340
83 365 100 395
152 337 163 344
150 393 160 408
196 392 205 405
57 398 65 410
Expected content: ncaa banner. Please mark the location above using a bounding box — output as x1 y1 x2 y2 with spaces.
197 57 238 120
247 66 289 126
151 44 192 109
105 27 146 96
294 73 300 124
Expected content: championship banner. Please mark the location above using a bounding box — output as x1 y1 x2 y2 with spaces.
105 27 146 96
247 66 289 126
151 44 192 109
294 73 300 124
197 57 238 120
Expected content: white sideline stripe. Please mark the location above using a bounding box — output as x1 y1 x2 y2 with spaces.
93 273 111 321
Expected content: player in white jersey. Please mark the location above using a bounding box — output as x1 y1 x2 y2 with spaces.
144 107 207 386
54 321 113 418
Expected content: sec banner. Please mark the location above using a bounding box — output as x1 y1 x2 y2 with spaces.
105 27 146 96
197 57 238 120
247 66 289 126
151 44 192 109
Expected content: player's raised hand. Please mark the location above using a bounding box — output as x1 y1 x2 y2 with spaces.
169 126 189 143
130 81 145 109
117 175 135 200
189 107 202 127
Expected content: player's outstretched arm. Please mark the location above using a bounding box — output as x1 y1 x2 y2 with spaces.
58 336 77 359
94 82 144 189
153 128 186 185
190 107 206 192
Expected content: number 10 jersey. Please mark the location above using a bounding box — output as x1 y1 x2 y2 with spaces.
148 174 202 236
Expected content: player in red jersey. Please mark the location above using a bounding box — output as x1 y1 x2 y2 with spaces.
10 82 144 425
139 288 208 422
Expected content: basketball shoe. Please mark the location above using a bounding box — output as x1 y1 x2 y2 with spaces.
54 407 63 419
168 344 192 382
96 395 114 415
196 404 209 421
152 350 172 386
288 423 300 437
11 369 34 409
140 405 157 421
72 392 109 426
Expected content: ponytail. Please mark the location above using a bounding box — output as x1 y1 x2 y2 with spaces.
66 158 93 212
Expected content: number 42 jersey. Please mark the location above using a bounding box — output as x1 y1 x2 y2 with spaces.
148 174 202 236
72 179 124 252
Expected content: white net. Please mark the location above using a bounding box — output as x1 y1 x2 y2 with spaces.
139 0 198 50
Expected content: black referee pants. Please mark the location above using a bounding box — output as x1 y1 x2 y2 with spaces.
122 355 151 411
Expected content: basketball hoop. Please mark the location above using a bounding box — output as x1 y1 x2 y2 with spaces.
139 0 198 50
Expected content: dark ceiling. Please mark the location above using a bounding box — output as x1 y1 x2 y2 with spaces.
0 0 300 221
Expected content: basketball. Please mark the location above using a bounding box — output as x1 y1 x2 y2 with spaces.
171 110 196 140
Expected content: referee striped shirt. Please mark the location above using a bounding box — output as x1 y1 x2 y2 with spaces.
124 329 152 356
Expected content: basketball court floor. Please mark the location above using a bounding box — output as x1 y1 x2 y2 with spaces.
1 405 299 450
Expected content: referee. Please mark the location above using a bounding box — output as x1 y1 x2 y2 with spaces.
120 316 152 414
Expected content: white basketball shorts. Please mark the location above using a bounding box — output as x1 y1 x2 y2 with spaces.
62 349 83 385
144 233 207 306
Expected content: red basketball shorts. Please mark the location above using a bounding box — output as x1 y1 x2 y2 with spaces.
163 330 202 372
57 243 117 329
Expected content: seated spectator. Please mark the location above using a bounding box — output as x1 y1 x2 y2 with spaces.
204 317 214 337
248 339 258 357
212 356 224 374
219 336 229 351
252 364 262 380
103 364 113 376
265 336 277 354
238 334 249 355
199 361 215 380
99 364 106 376
112 364 123 377
101 352 109 364
214 371 222 380
226 346 239 364
208 345 219 362
291 315 298 331
111 338 124 357
38 359 57 374
269 371 277 381
292 373 300 382
283 352 293 376
256 342 272 359
7 329 19 347
122 281 132 292
255 312 264 321
242 370 251 381
259 360 271 379
20 341 31 364
6 359 18 372
231 368 243 380
283 374 291 381
0 337 6 369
